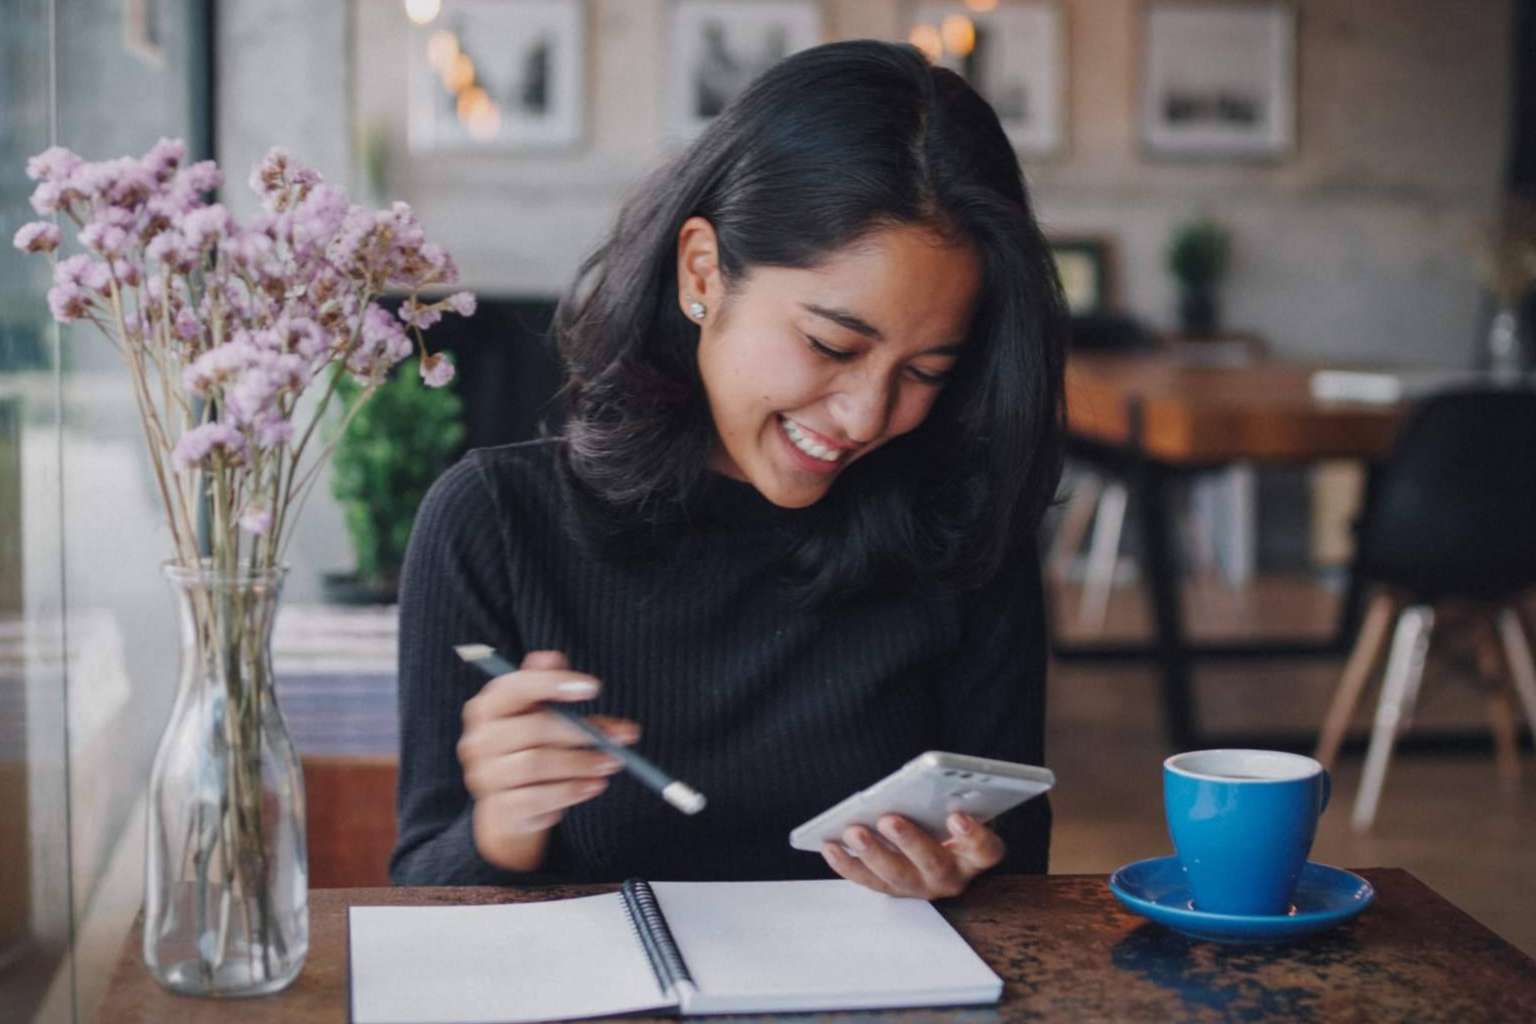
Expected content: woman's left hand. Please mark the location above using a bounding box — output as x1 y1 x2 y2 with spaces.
821 812 1004 899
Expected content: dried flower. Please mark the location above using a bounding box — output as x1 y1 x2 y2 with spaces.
15 137 477 574
13 221 60 254
420 352 456 387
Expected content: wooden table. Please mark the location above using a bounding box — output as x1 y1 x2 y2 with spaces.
98 870 1536 1022
1059 350 1410 749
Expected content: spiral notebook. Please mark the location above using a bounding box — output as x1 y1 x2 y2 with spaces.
348 879 1003 1023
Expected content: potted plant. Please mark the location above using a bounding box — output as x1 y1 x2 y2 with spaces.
1166 218 1231 337
324 353 464 604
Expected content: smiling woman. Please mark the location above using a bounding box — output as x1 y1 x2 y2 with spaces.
391 39 1067 900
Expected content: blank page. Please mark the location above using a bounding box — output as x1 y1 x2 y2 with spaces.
652 880 1002 1015
348 893 675 1024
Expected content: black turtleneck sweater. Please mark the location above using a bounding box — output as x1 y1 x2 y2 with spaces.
390 439 1050 885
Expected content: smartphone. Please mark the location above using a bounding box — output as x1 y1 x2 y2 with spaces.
788 751 1055 853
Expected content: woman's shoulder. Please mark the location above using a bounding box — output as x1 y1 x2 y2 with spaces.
420 438 568 532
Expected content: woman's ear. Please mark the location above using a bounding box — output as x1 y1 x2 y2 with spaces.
676 216 721 321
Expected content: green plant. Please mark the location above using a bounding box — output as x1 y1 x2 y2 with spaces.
1166 218 1231 291
328 355 465 588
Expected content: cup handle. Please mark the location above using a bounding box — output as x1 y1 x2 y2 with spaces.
1319 769 1332 813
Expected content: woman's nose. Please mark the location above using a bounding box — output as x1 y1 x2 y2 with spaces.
831 371 896 445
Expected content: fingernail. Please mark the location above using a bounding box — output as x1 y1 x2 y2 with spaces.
951 813 974 834
615 726 641 744
582 779 607 795
880 817 907 839
557 679 599 698
846 829 869 852
597 758 624 774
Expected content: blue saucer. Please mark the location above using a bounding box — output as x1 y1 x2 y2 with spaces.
1108 856 1375 944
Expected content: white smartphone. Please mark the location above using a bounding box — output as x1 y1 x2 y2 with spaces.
788 751 1055 853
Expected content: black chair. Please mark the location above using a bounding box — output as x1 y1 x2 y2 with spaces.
1315 387 1536 830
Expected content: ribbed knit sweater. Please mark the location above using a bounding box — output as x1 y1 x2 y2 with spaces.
390 439 1050 885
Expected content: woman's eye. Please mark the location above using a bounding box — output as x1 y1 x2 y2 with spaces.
906 365 951 386
805 335 854 361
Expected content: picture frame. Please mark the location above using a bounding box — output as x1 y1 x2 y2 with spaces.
1139 1 1296 159
1048 236 1113 316
666 0 822 141
910 1 1066 157
408 0 586 153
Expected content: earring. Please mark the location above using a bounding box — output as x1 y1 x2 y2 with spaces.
688 300 707 320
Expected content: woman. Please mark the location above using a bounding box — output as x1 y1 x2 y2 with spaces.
391 39 1065 900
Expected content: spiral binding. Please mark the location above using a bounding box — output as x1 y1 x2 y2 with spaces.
620 878 696 997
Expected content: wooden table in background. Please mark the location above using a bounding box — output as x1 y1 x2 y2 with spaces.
1058 350 1410 750
97 869 1536 1023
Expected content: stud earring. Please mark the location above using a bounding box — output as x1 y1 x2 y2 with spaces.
688 300 707 320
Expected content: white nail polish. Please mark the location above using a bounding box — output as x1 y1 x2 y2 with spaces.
557 679 599 697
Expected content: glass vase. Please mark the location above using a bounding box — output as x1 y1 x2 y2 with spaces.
144 561 308 996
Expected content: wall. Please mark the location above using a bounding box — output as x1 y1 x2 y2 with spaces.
347 0 1512 365
218 0 1514 592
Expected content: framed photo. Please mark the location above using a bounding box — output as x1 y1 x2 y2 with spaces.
910 2 1065 157
666 0 822 140
1140 1 1296 159
1049 236 1112 316
409 0 585 153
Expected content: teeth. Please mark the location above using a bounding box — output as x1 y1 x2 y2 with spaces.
781 416 842 462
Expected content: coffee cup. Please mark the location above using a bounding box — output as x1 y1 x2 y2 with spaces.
1163 749 1332 916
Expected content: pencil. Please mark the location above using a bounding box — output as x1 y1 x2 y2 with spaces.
453 643 707 815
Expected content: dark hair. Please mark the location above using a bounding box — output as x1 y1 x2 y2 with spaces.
554 39 1065 603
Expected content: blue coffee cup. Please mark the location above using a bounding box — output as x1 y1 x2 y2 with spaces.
1163 749 1332 916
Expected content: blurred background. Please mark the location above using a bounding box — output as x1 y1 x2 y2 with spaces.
1 1 1531 1019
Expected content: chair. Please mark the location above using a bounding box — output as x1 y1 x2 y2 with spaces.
1314 388 1536 831
1048 314 1157 628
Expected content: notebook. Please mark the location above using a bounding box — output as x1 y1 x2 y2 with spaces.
347 879 1003 1023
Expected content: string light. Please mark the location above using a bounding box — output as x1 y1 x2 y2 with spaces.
426 30 459 73
443 51 475 93
908 23 943 64
941 15 976 59
404 0 441 26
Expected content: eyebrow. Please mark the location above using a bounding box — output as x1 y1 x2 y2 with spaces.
800 302 966 356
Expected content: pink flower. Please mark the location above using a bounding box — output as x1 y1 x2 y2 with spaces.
254 413 294 449
13 222 60 254
174 308 202 342
180 160 223 195
446 291 477 317
420 352 456 387
46 284 90 322
112 258 141 287
238 505 273 535
54 254 112 295
180 204 232 250
26 146 82 183
398 298 442 330
29 181 64 215
249 148 292 200
171 422 246 470
141 138 186 184
80 221 131 258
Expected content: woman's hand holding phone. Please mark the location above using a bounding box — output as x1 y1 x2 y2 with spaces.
819 813 1006 899
457 650 641 872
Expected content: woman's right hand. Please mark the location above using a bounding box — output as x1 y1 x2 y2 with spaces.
458 650 640 872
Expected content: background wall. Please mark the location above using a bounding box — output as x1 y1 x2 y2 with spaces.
223 0 1513 596
344 0 1512 363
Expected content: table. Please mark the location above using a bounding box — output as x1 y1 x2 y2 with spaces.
98 870 1536 1022
1058 350 1408 750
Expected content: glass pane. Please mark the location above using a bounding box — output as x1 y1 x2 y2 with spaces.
1 1 70 1019
0 1 206 1019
